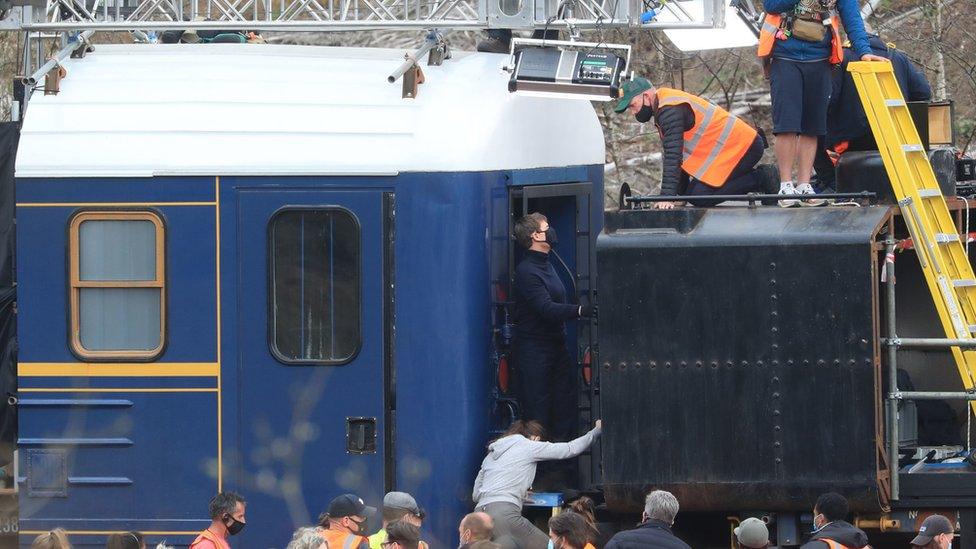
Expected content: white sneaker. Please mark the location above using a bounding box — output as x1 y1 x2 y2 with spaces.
796 183 826 207
778 182 799 208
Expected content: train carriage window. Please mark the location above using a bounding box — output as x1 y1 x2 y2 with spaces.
69 211 165 360
269 208 361 365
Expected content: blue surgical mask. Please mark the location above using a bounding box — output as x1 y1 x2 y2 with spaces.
547 540 555 549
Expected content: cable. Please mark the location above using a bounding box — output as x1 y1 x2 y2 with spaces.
550 249 580 303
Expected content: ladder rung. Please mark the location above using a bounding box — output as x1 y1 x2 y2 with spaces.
918 189 942 198
936 233 961 243
903 144 925 153
885 99 906 107
954 280 976 288
969 325 976 334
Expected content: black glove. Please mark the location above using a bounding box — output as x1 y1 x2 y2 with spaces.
579 305 595 318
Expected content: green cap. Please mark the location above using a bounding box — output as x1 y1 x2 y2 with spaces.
614 77 652 113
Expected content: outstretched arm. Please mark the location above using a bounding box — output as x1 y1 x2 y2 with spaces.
530 422 602 461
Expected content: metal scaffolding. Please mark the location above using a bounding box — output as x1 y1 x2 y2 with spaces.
883 210 976 501
2 0 725 31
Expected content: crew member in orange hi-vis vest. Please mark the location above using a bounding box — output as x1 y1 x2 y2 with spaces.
614 77 776 209
317 493 376 549
799 493 872 549
189 492 247 549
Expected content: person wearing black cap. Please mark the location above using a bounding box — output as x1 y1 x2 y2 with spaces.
910 515 954 549
317 493 376 549
614 77 777 208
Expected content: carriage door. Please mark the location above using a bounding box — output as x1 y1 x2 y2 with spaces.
508 183 599 487
235 189 389 542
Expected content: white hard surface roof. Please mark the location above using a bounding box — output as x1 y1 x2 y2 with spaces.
16 44 606 177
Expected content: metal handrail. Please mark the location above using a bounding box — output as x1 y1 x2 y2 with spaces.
624 191 877 207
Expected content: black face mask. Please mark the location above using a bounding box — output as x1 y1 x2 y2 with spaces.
544 227 558 246
350 517 368 533
224 515 246 536
635 102 653 123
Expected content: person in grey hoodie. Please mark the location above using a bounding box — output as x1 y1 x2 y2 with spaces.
472 419 602 549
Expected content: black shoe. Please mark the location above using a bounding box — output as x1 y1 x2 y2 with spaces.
477 35 511 53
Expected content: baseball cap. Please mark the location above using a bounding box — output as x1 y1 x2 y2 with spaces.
911 514 953 546
327 494 377 519
614 77 653 113
734 517 769 549
383 491 423 517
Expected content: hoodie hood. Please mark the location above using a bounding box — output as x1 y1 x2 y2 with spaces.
812 521 870 548
487 435 525 460
867 34 890 56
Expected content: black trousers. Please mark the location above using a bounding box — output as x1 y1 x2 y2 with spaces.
815 133 879 192
513 336 576 442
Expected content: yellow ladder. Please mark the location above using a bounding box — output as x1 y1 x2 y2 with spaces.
849 61 976 412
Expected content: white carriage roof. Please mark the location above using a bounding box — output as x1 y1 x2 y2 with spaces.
16 44 606 178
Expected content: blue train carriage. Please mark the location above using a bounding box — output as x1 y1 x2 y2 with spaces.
13 44 606 547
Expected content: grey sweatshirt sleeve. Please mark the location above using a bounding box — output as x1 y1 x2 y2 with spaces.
529 426 602 461
472 465 485 502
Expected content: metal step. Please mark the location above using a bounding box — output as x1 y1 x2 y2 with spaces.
918 189 943 198
885 99 907 107
936 233 961 244
903 144 926 153
953 280 976 288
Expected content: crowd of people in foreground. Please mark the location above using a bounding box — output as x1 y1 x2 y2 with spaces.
26 489 957 549
23 415 959 549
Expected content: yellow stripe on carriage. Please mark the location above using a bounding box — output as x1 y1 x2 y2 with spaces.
19 387 218 393
17 362 219 377
16 201 216 207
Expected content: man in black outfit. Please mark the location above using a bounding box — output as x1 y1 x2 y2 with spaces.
814 30 932 192
512 213 592 444
604 490 690 549
799 493 870 549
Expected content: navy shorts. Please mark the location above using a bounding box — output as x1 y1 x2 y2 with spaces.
769 57 832 136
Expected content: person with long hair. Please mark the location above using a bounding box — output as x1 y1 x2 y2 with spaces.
472 419 602 549
548 512 591 549
31 529 71 549
568 497 601 549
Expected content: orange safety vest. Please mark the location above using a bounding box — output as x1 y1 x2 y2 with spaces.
757 13 844 65
321 528 370 549
654 88 759 188
189 529 231 549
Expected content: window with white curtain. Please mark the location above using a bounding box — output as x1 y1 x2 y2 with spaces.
69 211 165 360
